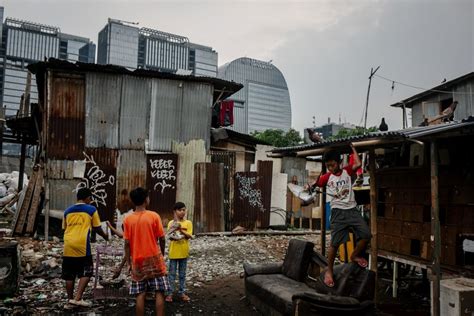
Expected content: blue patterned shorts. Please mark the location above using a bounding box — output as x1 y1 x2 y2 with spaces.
130 276 170 295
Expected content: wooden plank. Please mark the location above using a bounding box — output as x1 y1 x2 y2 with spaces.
13 168 38 235
369 149 378 303
430 141 441 316
25 166 44 234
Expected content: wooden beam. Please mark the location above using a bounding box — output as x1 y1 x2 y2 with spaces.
368 149 378 301
321 164 327 256
430 140 441 316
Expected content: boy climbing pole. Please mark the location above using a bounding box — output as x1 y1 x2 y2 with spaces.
307 143 371 287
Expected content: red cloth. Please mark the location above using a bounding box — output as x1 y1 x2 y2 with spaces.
219 100 234 126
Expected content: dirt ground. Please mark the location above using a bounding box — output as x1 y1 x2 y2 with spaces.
0 232 431 315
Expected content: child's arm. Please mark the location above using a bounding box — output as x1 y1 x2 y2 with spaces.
107 221 123 238
349 143 362 170
158 237 165 256
179 228 193 239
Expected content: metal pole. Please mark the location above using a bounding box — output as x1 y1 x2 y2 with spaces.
321 164 327 256
364 66 381 129
430 141 441 316
368 149 378 303
392 262 398 298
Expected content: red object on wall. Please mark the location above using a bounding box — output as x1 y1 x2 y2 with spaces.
219 100 234 127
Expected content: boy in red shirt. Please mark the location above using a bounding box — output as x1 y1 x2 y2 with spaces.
123 188 169 316
308 144 371 287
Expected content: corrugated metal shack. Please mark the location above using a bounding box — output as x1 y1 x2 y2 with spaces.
269 119 474 313
28 59 242 225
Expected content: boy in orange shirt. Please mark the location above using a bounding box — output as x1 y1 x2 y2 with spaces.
123 188 169 316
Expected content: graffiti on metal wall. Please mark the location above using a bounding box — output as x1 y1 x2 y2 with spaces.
235 173 264 212
76 152 115 208
149 158 176 194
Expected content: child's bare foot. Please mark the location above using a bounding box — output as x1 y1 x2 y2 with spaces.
165 295 173 303
323 271 335 287
351 256 368 268
180 294 190 302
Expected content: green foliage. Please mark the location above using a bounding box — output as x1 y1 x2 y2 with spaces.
251 128 303 147
330 126 378 140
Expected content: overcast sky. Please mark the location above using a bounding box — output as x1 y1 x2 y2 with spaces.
2 0 473 133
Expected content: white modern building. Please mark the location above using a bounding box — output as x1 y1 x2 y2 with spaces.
218 57 291 134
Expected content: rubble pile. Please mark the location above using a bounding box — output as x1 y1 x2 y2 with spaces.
185 234 320 287
0 233 320 314
0 172 28 209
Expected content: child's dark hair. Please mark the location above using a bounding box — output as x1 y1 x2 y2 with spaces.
77 188 92 201
129 187 148 206
323 150 341 163
173 202 186 210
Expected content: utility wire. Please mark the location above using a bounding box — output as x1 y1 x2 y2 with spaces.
374 74 474 95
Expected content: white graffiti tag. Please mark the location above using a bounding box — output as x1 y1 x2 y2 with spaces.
150 159 176 194
75 152 115 208
235 173 265 212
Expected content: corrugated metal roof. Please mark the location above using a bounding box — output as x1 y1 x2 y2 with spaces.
390 72 474 108
28 58 243 102
271 119 474 154
119 76 151 149
85 73 121 148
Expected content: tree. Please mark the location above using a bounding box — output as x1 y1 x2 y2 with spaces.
251 128 303 147
331 126 378 140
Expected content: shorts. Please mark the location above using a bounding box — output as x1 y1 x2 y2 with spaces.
61 256 94 281
330 207 372 248
130 276 170 295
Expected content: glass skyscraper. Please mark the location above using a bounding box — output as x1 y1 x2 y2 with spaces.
218 57 292 134
0 7 95 117
97 19 218 77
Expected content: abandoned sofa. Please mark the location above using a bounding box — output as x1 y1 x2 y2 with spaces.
243 239 375 315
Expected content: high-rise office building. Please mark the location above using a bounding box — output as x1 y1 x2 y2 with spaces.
218 57 292 134
97 19 218 77
0 7 95 116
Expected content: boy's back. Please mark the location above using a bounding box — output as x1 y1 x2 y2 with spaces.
123 210 166 281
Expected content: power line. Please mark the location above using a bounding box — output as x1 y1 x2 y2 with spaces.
374 74 474 95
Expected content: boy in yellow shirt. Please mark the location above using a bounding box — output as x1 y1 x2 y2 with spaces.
165 202 193 302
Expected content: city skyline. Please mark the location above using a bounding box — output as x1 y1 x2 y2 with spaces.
2 0 473 133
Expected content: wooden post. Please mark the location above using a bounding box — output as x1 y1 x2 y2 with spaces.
392 262 398 298
18 137 27 191
368 149 378 302
321 164 327 256
430 141 441 316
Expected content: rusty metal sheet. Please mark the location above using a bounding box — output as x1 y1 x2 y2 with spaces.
48 74 85 160
119 76 151 149
75 148 118 222
47 160 75 179
146 153 178 222
116 150 147 202
211 151 236 231
85 73 121 149
256 160 272 228
194 162 224 233
233 165 272 230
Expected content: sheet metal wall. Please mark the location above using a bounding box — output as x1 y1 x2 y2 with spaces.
48 74 85 160
85 73 121 149
146 153 178 222
149 79 182 151
48 179 78 211
194 163 224 233
116 150 147 201
181 82 212 148
149 80 213 151
119 76 151 149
